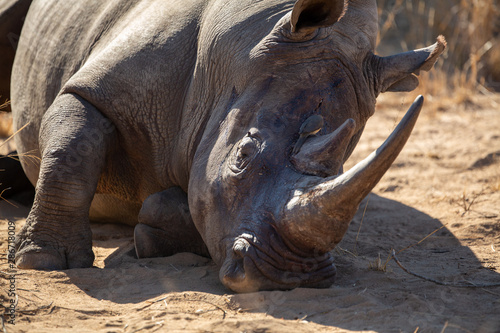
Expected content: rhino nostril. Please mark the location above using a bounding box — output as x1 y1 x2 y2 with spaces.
221 257 246 286
233 248 244 259
221 256 262 293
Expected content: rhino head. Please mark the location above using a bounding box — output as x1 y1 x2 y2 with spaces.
188 0 446 292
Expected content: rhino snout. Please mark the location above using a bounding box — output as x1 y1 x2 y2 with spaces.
219 232 337 293
220 240 260 293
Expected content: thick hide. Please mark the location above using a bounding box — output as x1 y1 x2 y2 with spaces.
9 0 445 292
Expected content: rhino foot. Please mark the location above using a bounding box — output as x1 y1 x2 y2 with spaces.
15 216 94 270
15 244 94 270
134 187 210 259
15 251 66 270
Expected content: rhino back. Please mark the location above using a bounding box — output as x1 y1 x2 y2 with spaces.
12 0 206 200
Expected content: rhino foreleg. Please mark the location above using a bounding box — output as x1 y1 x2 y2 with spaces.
134 187 210 259
15 93 115 269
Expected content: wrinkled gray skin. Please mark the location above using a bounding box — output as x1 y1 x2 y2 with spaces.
9 0 445 292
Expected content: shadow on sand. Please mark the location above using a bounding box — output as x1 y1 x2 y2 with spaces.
9 193 499 332
230 194 500 332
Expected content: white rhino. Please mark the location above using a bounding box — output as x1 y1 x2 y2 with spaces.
4 0 445 292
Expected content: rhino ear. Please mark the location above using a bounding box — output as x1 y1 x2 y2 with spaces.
376 36 447 93
290 0 346 33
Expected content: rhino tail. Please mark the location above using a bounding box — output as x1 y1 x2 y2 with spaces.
0 0 32 111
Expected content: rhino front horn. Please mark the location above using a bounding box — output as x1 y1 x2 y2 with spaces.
281 96 424 252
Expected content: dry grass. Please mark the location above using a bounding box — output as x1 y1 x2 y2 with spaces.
368 252 392 272
449 189 487 216
377 0 500 111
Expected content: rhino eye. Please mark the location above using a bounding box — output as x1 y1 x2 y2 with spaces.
230 136 260 173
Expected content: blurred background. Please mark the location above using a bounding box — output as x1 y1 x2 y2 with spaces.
376 0 500 103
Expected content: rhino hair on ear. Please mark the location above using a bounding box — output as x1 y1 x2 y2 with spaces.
290 0 346 33
376 36 447 93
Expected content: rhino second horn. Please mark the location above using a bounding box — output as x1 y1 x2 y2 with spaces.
283 96 424 252
291 118 356 177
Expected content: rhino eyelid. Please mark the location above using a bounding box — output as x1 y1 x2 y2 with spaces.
229 135 262 174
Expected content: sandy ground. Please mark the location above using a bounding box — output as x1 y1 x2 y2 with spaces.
1 93 499 332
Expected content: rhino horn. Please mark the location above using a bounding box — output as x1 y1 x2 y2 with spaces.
291 118 356 177
282 96 424 252
375 36 448 93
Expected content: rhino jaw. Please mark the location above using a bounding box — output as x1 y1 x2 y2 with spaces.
220 231 336 293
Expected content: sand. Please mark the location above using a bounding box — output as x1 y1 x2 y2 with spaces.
1 94 499 332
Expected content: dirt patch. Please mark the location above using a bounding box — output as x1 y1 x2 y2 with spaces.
1 94 499 332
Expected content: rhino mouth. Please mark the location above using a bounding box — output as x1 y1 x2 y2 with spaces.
220 229 336 293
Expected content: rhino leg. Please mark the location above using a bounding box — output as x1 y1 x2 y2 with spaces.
134 187 210 259
15 93 114 269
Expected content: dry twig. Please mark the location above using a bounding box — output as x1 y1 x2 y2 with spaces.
186 299 227 319
391 250 500 288
0 122 29 149
0 188 17 207
397 226 445 254
353 194 371 255
16 302 53 315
